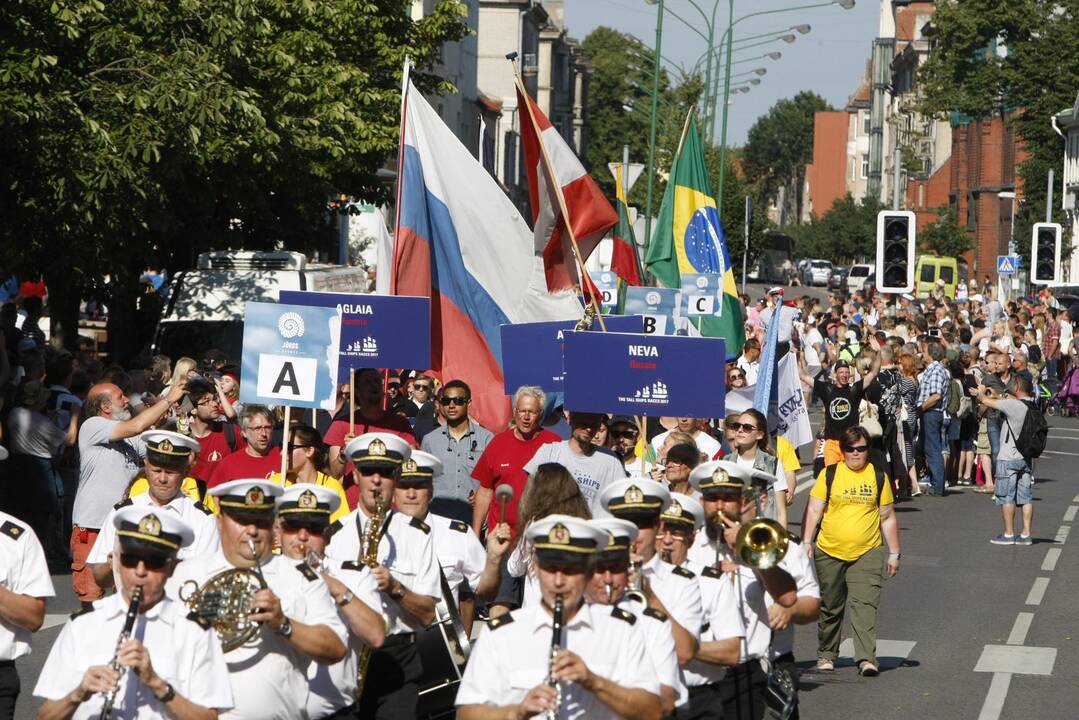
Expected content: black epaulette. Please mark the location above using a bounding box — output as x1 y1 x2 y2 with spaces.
701 565 723 579
488 613 515 630
328 519 343 537
186 611 212 630
296 562 319 581
341 560 363 572
611 607 636 625
786 531 802 544
448 520 469 533
409 516 431 534
193 501 214 516
672 565 696 579
643 607 668 623
70 605 95 621
112 498 133 511
0 521 25 541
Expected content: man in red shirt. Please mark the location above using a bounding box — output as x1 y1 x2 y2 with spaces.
207 404 280 486
325 368 417 479
470 386 559 536
185 378 245 487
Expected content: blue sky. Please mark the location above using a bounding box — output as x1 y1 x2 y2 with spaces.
565 0 879 147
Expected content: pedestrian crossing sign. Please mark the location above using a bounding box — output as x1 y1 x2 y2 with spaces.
997 255 1018 275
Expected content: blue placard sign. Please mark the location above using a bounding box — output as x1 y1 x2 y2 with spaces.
240 301 341 410
623 287 681 335
279 291 430 379
680 273 723 317
590 271 620 311
563 331 726 417
500 315 645 394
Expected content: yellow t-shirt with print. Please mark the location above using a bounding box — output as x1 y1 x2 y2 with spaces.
810 462 892 561
269 472 350 524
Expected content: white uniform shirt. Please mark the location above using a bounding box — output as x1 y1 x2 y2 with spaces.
305 557 381 719
681 558 745 687
34 594 233 719
642 553 703 642
166 551 347 720
0 514 55 661
87 495 220 565
687 533 818 661
456 602 660 719
325 508 441 635
426 512 486 598
618 596 686 707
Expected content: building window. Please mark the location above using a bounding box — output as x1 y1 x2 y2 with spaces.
863 113 871 135
860 154 869 179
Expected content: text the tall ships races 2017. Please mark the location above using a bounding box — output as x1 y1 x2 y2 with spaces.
629 344 658 370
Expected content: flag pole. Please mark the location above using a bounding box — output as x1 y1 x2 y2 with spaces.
509 56 607 332
390 57 412 294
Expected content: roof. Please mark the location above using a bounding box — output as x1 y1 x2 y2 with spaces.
1054 90 1079 126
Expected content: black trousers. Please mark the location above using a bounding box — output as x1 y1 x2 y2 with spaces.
0 662 19 720
357 633 422 720
675 681 724 719
719 660 767 720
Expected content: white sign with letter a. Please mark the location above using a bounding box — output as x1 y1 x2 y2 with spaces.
255 355 319 402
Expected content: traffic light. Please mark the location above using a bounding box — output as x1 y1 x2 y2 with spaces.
875 210 916 293
1031 222 1062 285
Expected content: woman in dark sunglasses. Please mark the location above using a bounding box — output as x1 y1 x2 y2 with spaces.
727 409 787 528
276 425 349 524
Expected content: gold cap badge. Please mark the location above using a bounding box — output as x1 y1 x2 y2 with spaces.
368 439 386 456
548 523 570 545
298 490 317 509
245 487 265 506
138 514 162 537
624 485 645 504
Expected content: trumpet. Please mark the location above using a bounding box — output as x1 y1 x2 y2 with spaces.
545 594 565 720
99 586 143 720
733 517 788 570
624 560 646 605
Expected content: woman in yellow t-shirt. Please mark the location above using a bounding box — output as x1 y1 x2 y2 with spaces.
269 424 350 523
801 426 901 678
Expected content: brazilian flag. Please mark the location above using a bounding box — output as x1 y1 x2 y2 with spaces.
645 116 745 357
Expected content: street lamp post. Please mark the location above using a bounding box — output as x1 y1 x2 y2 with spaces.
643 0 665 259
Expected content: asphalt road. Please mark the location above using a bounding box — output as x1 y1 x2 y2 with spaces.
14 406 1077 719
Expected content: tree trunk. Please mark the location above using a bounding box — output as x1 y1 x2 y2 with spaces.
43 270 81 351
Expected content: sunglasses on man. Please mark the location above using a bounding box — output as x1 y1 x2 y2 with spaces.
119 553 170 570
843 445 869 454
439 396 469 406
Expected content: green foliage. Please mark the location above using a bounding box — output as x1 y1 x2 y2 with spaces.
785 194 886 264
0 0 468 354
741 91 833 212
920 207 973 258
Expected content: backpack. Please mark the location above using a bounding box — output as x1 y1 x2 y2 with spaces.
1027 342 1042 365
1007 399 1048 459
946 379 962 416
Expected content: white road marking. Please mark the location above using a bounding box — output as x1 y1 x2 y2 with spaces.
1064 506 1078 522
1007 612 1034 645
1025 577 1050 606
1055 525 1071 544
975 645 1056 675
1041 450 1079 457
977 673 1013 720
1072 494 1079 504
1042 547 1062 572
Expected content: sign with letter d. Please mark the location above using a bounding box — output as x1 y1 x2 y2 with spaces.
240 302 341 410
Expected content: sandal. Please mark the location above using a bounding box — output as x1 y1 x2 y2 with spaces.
974 486 995 494
816 658 835 672
858 661 879 677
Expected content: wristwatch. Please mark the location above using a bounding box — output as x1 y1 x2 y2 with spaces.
337 589 355 607
155 683 176 703
389 582 406 602
276 617 293 638
889 552 901 560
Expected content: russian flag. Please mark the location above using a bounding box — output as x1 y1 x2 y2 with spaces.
392 80 582 429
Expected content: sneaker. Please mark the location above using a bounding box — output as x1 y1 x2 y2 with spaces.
1015 535 1033 546
858 661 879 677
990 534 1016 545
816 658 835 672
958 478 973 486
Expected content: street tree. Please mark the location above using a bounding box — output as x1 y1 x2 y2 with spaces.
920 208 973 259
0 0 468 361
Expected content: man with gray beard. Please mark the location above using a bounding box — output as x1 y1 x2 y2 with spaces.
70 380 186 607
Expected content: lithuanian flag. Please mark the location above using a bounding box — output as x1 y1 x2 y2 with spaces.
611 164 643 286
645 115 745 356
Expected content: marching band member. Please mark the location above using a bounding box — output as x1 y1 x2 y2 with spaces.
599 478 703 667
456 515 662 720
586 517 682 717
657 493 745 720
167 480 347 720
89 431 219 591
392 450 510 634
0 510 54 717
688 462 816 720
35 507 232 719
325 433 440 720
275 485 386 720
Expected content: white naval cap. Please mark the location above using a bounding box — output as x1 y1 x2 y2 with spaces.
209 479 283 516
343 432 412 468
114 505 194 556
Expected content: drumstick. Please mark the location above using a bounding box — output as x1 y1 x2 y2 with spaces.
495 484 514 526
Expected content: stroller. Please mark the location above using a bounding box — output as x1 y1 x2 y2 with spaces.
1053 365 1079 417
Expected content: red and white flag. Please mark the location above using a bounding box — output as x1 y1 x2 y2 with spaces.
516 83 617 293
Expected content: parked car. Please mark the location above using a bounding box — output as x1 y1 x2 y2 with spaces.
862 271 877 300
847 263 873 294
802 259 834 286
827 266 850 292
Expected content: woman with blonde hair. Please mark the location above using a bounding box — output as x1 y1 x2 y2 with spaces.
897 353 921 496
163 356 197 397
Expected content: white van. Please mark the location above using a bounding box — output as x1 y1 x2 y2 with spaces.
846 263 873 294
153 251 369 361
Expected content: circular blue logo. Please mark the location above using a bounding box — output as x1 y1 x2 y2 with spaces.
684 207 723 273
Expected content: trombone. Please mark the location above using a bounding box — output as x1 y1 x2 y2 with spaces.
724 476 789 570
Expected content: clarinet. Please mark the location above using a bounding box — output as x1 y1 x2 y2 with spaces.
545 594 564 720
99 586 143 720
